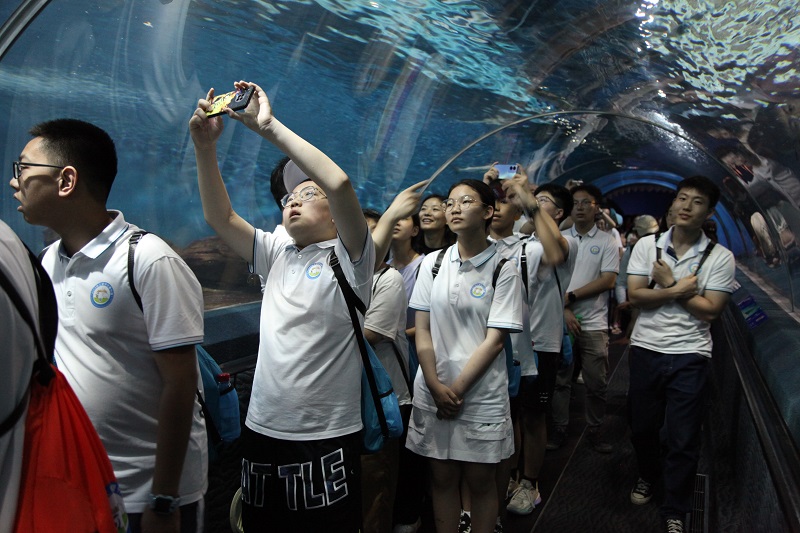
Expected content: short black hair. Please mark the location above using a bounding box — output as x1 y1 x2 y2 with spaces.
362 208 383 223
676 175 720 209
534 183 573 221
570 183 604 204
269 156 291 210
29 118 117 203
447 179 494 229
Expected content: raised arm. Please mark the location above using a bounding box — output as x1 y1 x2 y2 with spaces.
371 180 428 270
189 89 256 263
502 165 567 265
228 81 367 260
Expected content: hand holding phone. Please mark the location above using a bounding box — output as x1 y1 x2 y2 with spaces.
205 86 256 117
494 164 518 180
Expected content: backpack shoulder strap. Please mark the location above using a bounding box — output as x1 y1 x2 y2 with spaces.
128 230 149 311
431 248 446 280
329 250 389 437
0 245 57 436
519 243 528 298
696 242 716 274
648 232 663 289
126 230 217 439
492 258 509 290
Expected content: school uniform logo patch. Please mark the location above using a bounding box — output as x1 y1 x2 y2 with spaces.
90 282 114 308
690 262 701 275
470 282 488 298
590 245 601 255
306 262 324 279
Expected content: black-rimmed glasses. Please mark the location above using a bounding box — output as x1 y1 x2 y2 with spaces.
12 161 66 181
536 195 562 209
280 185 328 208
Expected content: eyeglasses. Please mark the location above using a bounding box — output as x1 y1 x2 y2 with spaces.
573 199 596 208
280 185 327 208
12 161 66 181
536 195 561 209
442 195 487 212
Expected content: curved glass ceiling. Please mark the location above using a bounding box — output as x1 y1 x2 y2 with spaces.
1 0 799 308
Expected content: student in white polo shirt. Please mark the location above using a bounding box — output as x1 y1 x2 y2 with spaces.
190 81 374 532
11 119 207 532
505 181 578 516
626 176 734 533
549 184 619 453
407 179 523 533
0 221 40 532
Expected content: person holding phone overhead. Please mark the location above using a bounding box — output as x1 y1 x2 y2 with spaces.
190 81 375 532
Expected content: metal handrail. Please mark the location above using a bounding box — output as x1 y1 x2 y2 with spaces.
720 306 800 532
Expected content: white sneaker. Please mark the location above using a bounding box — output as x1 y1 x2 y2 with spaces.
506 476 519 499
506 479 542 515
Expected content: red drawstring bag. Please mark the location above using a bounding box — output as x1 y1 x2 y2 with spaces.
14 364 129 533
0 246 129 533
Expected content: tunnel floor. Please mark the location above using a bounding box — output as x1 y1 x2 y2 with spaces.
205 333 682 533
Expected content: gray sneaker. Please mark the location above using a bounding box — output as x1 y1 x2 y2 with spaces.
666 518 684 533
630 477 653 505
507 479 542 515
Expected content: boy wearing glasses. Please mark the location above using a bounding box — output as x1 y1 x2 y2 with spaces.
503 179 578 515
549 184 619 453
11 119 207 533
190 81 374 532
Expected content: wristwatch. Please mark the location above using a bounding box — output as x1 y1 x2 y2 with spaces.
568 291 577 304
149 493 181 515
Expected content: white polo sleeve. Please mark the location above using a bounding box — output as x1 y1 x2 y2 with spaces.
409 251 437 312
487 260 523 333
600 232 620 274
134 237 204 351
627 235 656 278
365 269 407 338
702 247 735 294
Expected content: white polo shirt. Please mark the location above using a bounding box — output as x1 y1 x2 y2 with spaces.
524 234 580 353
247 228 375 440
628 229 735 357
409 243 523 423
0 221 37 531
490 234 537 376
391 253 426 329
41 211 207 513
563 225 620 331
366 267 411 406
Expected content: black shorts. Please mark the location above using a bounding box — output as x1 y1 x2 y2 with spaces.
240 426 362 533
517 351 560 413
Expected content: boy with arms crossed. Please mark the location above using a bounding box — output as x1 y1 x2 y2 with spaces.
626 176 734 533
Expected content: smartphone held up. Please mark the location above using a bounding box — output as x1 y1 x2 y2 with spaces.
494 164 518 180
205 86 255 117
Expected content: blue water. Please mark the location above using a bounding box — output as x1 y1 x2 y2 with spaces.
1 0 798 249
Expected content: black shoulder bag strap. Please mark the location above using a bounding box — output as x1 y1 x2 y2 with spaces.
127 231 222 445
647 233 715 289
519 242 528 299
696 242 716 274
648 232 663 289
372 266 413 396
430 248 446 280
0 245 57 436
330 251 390 439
